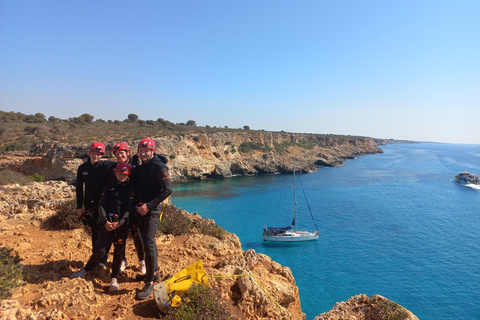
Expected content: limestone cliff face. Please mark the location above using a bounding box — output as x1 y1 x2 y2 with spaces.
1 132 383 183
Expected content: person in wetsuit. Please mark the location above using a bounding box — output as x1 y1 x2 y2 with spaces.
112 142 145 275
75 142 113 255
133 138 172 300
71 162 134 292
108 142 171 276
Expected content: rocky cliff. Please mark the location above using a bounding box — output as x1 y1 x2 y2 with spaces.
1 132 383 183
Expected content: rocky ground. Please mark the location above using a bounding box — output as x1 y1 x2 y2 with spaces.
0 182 302 320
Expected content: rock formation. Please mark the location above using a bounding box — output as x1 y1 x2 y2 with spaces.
314 294 419 320
0 132 383 183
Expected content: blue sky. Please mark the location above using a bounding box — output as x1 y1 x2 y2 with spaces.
1 1 479 144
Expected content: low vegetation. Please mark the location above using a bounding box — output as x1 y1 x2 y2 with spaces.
42 201 227 241
158 205 227 240
193 218 226 240
164 283 233 320
42 199 85 231
0 110 381 155
0 169 33 186
158 205 194 236
367 299 410 320
0 247 23 300
0 110 254 154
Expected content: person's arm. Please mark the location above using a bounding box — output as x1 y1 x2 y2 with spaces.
146 166 172 210
118 188 134 227
75 166 84 217
98 186 109 224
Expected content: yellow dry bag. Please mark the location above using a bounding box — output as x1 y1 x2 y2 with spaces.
153 260 209 313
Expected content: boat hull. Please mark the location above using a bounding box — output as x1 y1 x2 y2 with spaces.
262 230 320 242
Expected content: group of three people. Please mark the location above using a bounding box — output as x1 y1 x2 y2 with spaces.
72 138 172 300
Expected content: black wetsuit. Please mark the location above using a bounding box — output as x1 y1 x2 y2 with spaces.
124 153 169 263
76 159 115 252
84 179 134 278
133 154 172 284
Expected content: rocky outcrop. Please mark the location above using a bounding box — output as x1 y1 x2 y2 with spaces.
1 132 383 183
314 294 419 320
0 181 75 216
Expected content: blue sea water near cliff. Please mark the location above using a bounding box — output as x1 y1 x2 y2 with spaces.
171 143 480 320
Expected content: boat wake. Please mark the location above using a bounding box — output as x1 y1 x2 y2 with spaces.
465 183 480 190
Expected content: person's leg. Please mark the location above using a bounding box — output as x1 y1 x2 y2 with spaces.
139 212 160 282
111 226 129 280
71 227 111 278
136 211 160 299
131 222 145 261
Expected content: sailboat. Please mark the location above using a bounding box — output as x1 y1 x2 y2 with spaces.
262 159 320 242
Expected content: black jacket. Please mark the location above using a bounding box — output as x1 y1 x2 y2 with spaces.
99 179 134 227
133 154 172 211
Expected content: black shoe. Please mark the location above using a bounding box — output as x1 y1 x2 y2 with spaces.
135 272 161 282
136 283 154 300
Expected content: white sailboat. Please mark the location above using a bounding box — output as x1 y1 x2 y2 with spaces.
262 159 320 242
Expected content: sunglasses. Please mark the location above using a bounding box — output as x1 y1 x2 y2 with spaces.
91 147 104 152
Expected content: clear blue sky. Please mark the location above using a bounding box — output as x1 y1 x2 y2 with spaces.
1 1 479 144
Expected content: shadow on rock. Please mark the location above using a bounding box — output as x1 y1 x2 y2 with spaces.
132 299 161 318
22 259 84 284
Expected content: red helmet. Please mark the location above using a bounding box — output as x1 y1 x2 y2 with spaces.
114 162 132 175
89 142 105 154
113 142 130 155
138 138 155 150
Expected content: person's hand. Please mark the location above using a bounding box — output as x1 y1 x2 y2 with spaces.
76 208 85 218
105 221 115 231
136 203 149 216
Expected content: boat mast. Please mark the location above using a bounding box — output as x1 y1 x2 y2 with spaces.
293 159 297 232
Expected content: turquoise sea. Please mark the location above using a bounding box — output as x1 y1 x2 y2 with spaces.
171 143 480 320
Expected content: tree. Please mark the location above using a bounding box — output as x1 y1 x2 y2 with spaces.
243 125 250 130
24 125 39 135
34 113 46 123
186 120 197 127
127 114 138 122
79 113 94 123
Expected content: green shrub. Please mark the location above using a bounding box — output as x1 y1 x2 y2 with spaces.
43 199 84 230
158 205 193 236
367 299 410 320
165 283 233 320
0 247 23 299
238 142 263 153
29 173 45 182
194 219 226 240
0 169 32 186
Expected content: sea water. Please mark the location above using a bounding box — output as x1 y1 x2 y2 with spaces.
171 143 480 320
